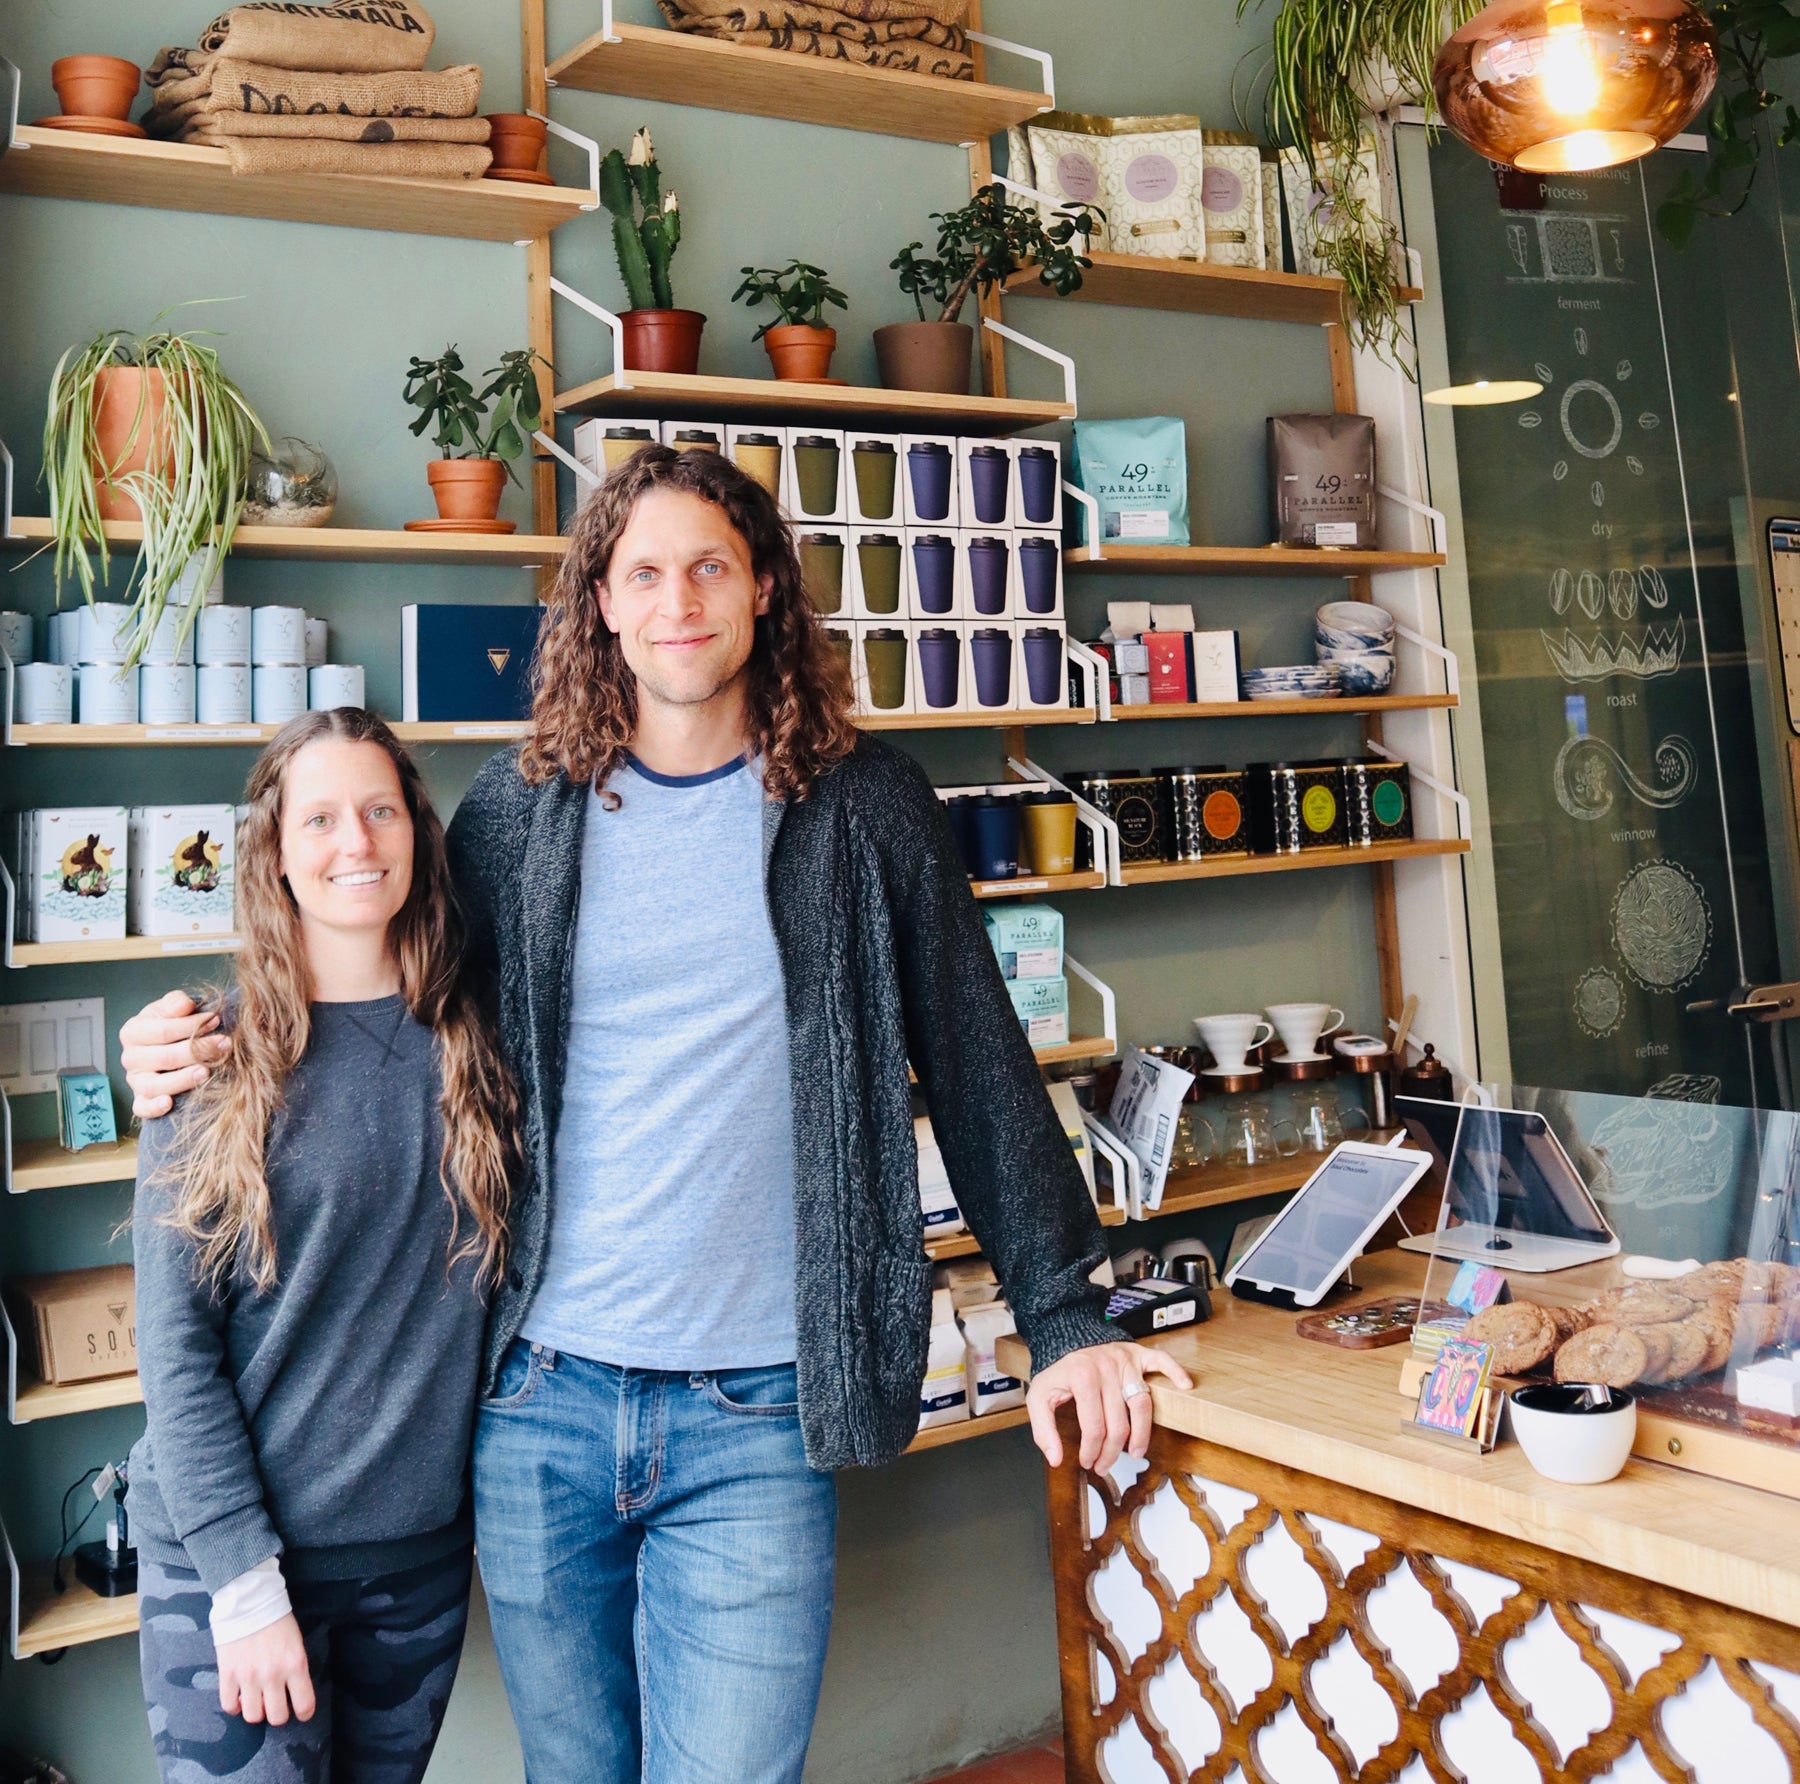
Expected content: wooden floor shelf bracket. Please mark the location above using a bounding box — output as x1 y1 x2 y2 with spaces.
980 314 1076 412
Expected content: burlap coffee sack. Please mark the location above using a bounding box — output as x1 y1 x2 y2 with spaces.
186 111 490 142
674 10 967 46
665 17 971 76
219 135 489 177
660 0 965 24
200 2 435 72
156 58 481 118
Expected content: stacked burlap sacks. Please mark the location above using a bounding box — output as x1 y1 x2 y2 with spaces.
144 1 490 179
653 0 973 80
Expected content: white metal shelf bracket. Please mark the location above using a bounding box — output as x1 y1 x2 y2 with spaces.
2 57 24 155
1378 482 1447 557
1 1086 11 1194
2 1295 20 1425
1006 754 1120 885
1065 954 1117 1056
981 317 1076 413
529 112 600 210
549 277 629 391
1367 740 1469 841
533 428 600 492
3 1512 22 1661
964 31 1054 109
1395 622 1460 698
1063 479 1101 562
1080 1113 1139 1221
1066 638 1110 723
2 434 18 540
1 855 17 966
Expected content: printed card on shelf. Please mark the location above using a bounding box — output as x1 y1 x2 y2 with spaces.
1189 630 1241 703
29 808 128 944
1145 632 1190 703
57 1071 117 1153
1413 1336 1493 1437
1446 1261 1509 1314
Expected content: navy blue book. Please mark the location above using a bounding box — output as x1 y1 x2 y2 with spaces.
402 604 542 722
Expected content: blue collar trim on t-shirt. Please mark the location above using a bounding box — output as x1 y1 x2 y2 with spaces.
624 751 749 789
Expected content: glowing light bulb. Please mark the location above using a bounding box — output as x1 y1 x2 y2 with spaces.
1542 0 1602 115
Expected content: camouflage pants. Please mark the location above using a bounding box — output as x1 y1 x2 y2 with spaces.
137 1547 472 1784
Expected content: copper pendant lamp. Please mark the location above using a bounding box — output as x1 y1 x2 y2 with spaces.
1433 0 1718 173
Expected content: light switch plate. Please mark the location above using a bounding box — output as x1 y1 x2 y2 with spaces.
0 998 107 1095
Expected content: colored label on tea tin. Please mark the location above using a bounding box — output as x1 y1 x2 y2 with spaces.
1302 785 1338 833
1372 779 1406 828
1203 789 1242 839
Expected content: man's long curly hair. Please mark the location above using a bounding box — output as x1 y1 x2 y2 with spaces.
520 444 858 799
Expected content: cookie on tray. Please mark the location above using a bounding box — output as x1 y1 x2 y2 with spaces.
1732 1301 1782 1360
1600 1286 1694 1327
1554 1323 1650 1389
1546 1302 1590 1343
1687 1304 1737 1374
1634 1325 1675 1385
1653 1322 1709 1384
1675 1259 1747 1301
1464 1302 1558 1375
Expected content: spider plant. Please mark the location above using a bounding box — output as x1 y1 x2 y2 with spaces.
42 310 269 667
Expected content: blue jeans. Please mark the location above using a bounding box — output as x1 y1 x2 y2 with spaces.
473 1343 837 1784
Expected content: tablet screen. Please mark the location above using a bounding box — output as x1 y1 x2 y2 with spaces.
1235 1147 1428 1295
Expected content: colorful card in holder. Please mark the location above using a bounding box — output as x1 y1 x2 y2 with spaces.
1447 1261 1509 1315
58 1071 117 1153
1413 1337 1494 1438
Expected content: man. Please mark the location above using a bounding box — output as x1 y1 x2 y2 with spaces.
122 445 1189 1783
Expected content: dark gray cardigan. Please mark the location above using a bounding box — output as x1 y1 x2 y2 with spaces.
445 735 1119 1470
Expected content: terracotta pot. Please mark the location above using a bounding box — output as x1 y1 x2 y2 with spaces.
620 309 706 376
873 321 973 396
52 55 141 121
762 324 837 382
484 112 547 174
427 458 507 522
92 366 174 523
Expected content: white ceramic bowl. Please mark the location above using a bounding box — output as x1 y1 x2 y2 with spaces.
1508 1383 1637 1484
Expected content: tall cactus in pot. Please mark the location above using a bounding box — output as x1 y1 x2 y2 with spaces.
600 128 704 373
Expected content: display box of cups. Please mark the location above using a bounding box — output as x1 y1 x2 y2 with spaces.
847 528 907 622
1014 618 1069 711
966 622 1021 714
956 440 1018 531
795 528 849 621
783 429 847 525
904 529 965 623
899 435 962 529
725 426 787 509
573 417 663 489
960 531 1015 623
845 433 904 526
1013 531 1064 621
128 805 235 937
911 621 969 716
1010 440 1063 530
24 807 128 944
819 620 854 705
660 419 726 456
852 621 913 717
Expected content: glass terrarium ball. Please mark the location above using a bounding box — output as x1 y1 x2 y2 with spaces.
243 436 338 527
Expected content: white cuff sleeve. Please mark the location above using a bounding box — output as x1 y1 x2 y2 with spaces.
208 1555 291 1646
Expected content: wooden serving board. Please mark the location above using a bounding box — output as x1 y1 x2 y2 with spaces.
1298 1296 1453 1349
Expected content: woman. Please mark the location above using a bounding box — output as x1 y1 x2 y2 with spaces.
128 706 518 1784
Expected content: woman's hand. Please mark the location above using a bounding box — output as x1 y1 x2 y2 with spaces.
120 990 231 1118
216 1612 315 1725
1026 1341 1193 1473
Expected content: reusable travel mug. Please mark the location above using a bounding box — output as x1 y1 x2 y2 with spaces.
969 627 1013 708
1018 446 1057 524
78 602 132 665
305 618 329 668
967 536 1010 616
15 663 73 725
1018 536 1060 614
1021 627 1064 705
602 426 657 472
671 428 722 454
824 627 853 686
971 795 1021 880
944 794 981 877
862 628 908 710
253 664 308 724
966 444 1011 525
309 664 365 710
78 662 138 725
732 433 782 498
906 440 953 521
197 605 251 666
856 535 902 614
139 663 198 725
1022 790 1078 876
852 439 898 519
197 664 252 724
252 605 307 665
0 611 32 664
140 609 197 666
914 627 961 709
792 436 840 515
911 535 956 616
798 534 845 615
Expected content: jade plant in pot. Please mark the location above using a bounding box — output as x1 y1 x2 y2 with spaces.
42 312 269 666
601 127 700 374
879 182 1099 395
403 344 551 527
731 260 849 381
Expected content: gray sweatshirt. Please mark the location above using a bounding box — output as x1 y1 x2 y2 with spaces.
127 996 485 1591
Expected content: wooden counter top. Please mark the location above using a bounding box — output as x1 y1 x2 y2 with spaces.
999 1249 1800 1627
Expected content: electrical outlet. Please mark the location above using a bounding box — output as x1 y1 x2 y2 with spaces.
0 998 106 1095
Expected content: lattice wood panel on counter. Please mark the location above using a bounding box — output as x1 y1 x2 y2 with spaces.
1045 1412 1800 1783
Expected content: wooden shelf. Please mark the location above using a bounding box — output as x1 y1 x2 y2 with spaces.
1118 838 1468 886
15 1564 137 1658
969 870 1104 899
904 1405 1034 1453
3 516 566 567
1004 250 1421 328
11 1135 137 1193
1144 1128 1403 1221
11 934 240 967
860 707 1095 731
925 1199 1126 1263
12 1369 141 1425
546 22 1051 144
554 370 1070 433
1032 1035 1114 1066
1113 693 1457 720
0 127 594 242
1065 544 1445 577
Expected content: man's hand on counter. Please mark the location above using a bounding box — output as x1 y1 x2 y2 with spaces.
1027 1341 1193 1473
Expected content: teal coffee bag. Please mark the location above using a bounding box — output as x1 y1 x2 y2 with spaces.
1071 416 1190 545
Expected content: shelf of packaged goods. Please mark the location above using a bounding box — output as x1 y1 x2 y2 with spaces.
12 1369 141 1425
14 1564 138 1658
1143 1128 1403 1221
10 1135 137 1193
925 1200 1127 1264
0 128 594 242
2 517 566 567
1112 693 1458 720
969 871 1105 899
1064 545 1446 576
903 1405 1034 1453
545 23 1051 145
553 370 1071 433
1003 251 1421 328
10 934 240 967
859 707 1096 731
1118 838 1469 887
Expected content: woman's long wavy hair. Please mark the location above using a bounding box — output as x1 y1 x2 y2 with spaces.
520 444 858 798
154 709 519 1296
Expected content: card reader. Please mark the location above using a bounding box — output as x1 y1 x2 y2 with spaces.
1104 1276 1210 1337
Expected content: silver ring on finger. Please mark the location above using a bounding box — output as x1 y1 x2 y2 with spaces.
1121 1378 1148 1401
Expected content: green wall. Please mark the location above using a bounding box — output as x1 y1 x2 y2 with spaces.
0 2 1390 1777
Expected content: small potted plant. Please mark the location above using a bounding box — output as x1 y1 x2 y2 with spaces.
878 183 1100 395
403 345 552 528
730 259 849 382
601 128 702 374
42 310 269 666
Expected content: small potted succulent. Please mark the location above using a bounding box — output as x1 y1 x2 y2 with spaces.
730 259 849 381
601 128 701 374
403 345 552 527
879 182 1100 395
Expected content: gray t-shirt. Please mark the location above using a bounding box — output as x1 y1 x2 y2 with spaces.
128 996 484 1591
523 755 799 1369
